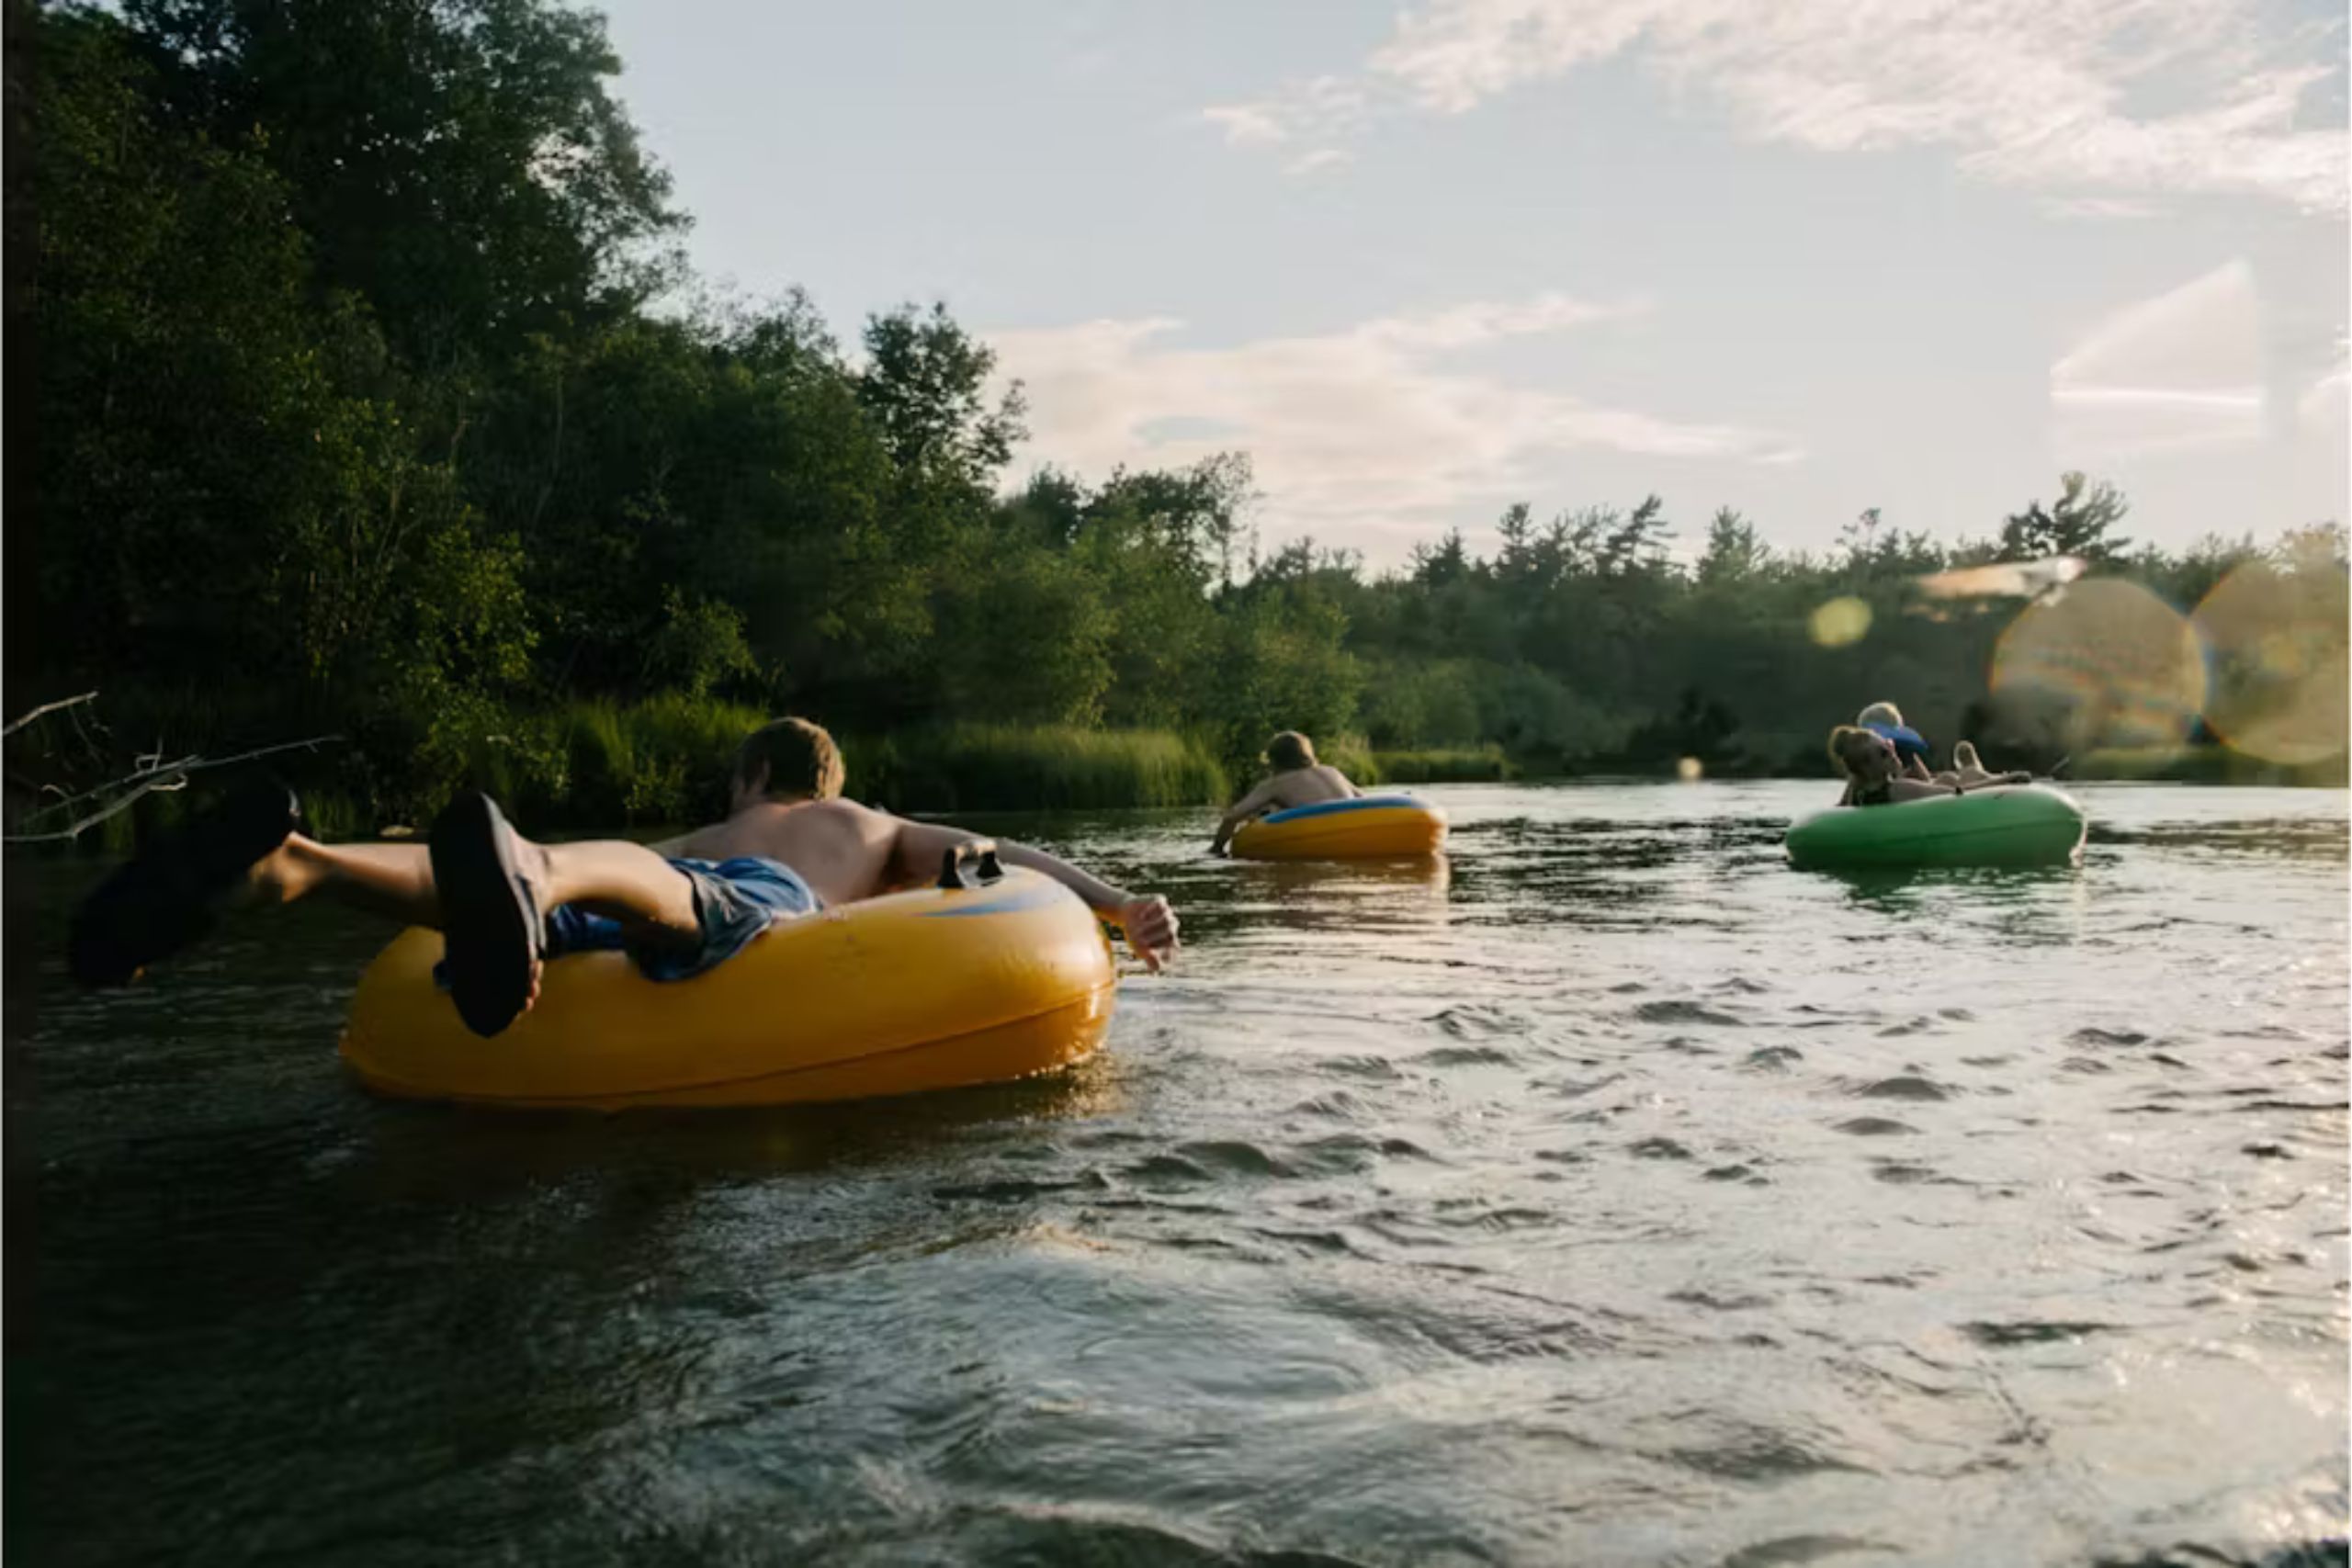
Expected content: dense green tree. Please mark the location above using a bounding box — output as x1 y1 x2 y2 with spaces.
1998 470 2133 562
1204 584 1361 770
119 0 681 361
1087 453 1255 586
1409 527 1470 588
933 543 1114 726
18 0 2342 828
29 7 531 739
1695 507 1770 588
857 303 1025 491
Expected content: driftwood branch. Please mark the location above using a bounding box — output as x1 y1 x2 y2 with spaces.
3 690 100 738
3 733 344 845
1 776 187 846
19 754 201 824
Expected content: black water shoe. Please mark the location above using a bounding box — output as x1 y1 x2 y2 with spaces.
66 781 301 987
427 792 545 1038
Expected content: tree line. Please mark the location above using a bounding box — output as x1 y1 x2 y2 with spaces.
8 0 2342 829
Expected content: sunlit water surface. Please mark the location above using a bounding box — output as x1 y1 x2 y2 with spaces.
7 783 2347 1566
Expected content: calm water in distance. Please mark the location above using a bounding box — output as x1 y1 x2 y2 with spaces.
7 782 2347 1567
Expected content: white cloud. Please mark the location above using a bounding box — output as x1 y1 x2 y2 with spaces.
1284 147 1353 176
1359 290 1647 347
1210 0 2347 211
2051 260 2267 457
1200 103 1288 148
2297 358 2348 439
988 295 1801 560
2041 195 2167 220
1200 74 1371 150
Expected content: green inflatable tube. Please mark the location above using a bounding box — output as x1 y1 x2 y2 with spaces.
1784 784 2087 871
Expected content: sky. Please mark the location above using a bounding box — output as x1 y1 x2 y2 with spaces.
596 0 2348 569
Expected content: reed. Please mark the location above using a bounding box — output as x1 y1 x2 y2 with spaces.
1310 733 1381 787
2073 746 2347 787
851 725 1229 813
552 694 769 826
1370 746 1510 784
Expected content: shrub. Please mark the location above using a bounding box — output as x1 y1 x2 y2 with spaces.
1372 746 1510 784
849 724 1227 813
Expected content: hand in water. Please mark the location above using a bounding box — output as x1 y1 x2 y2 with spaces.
1117 895 1180 971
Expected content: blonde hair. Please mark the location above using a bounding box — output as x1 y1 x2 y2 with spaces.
1828 725 1883 779
1952 740 1983 771
1856 702 1905 729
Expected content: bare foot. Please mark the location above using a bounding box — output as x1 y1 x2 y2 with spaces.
247 837 320 904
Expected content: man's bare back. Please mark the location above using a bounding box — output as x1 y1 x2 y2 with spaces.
1259 764 1357 811
1209 754 1363 856
662 798 931 907
662 796 1160 947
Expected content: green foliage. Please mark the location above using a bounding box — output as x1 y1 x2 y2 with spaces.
554 695 767 826
1202 573 1363 774
1695 507 1770 587
1308 734 1380 786
2075 746 2347 787
21 0 2342 840
1373 747 1511 784
849 726 1227 814
1999 471 2133 563
643 589 759 701
932 544 1114 726
34 8 362 681
1362 658 1487 749
857 303 1026 487
121 0 682 355
1088 453 1256 586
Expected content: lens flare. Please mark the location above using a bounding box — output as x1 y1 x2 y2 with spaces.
1809 596 1872 648
1676 756 1703 783
1991 579 2205 758
2192 561 2349 765
1914 555 2086 602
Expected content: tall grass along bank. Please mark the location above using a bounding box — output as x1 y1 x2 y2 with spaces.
850 726 1229 815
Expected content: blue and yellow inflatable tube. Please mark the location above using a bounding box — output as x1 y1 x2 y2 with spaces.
1784 784 2086 871
1229 794 1447 861
339 868 1116 1110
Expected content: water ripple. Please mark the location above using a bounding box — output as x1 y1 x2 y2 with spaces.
9 780 2346 1568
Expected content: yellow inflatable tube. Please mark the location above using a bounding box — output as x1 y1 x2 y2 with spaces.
1229 794 1447 861
339 866 1116 1110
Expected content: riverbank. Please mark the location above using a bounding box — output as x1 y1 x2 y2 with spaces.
9 701 2336 855
2068 745 2349 787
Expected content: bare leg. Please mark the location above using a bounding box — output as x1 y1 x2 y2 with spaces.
253 836 442 923
253 832 700 942
431 794 718 1036
67 784 704 1011
533 840 700 942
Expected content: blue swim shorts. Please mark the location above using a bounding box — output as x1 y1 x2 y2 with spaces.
545 856 821 982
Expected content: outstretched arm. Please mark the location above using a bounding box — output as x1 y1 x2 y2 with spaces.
888 818 1180 971
1209 779 1283 854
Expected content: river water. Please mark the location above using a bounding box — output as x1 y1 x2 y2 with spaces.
7 782 2346 1567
